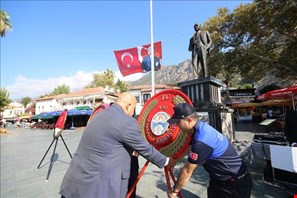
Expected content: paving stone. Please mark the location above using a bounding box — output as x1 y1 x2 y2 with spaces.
1 124 295 198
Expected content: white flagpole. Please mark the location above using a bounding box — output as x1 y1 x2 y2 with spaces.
150 0 155 96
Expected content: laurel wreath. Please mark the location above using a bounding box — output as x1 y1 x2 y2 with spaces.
139 98 158 141
139 95 189 157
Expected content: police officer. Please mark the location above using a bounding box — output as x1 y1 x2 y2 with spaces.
167 103 252 198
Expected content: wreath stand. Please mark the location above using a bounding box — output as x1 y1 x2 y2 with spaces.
126 160 182 198
36 133 72 181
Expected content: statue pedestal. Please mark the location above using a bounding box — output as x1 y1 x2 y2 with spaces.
178 76 235 142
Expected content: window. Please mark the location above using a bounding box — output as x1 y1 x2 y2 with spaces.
135 95 140 103
143 93 151 105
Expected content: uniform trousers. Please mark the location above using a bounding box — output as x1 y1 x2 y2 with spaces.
207 165 252 198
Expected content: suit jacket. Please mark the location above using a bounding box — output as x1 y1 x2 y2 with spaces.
284 110 297 145
60 104 167 198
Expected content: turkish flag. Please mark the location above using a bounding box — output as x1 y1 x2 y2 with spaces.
114 47 142 77
114 41 162 77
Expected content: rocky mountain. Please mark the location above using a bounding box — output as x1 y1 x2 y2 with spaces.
130 59 297 92
130 59 198 86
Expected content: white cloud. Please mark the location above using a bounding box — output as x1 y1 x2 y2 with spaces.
115 70 146 82
6 71 95 99
6 70 145 100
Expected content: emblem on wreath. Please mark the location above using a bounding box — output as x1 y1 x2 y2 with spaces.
150 112 170 136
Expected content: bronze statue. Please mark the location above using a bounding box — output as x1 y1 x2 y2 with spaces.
188 23 212 77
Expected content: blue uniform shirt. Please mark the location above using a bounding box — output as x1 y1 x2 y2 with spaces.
188 121 242 181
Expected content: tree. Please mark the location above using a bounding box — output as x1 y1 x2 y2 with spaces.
21 97 32 108
86 69 115 88
0 88 11 112
203 0 297 85
0 10 12 37
51 83 70 95
39 93 51 98
86 69 129 92
115 79 129 92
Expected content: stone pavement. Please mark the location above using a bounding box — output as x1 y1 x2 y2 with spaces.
0 124 296 198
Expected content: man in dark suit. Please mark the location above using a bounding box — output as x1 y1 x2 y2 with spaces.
284 110 297 147
188 23 212 77
60 92 174 198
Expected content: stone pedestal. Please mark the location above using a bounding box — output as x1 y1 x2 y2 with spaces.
178 76 235 142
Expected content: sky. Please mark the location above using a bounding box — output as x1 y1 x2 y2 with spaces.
1 0 251 100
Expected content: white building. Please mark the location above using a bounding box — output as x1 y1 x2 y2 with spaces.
2 101 25 119
6 85 179 117
35 87 117 115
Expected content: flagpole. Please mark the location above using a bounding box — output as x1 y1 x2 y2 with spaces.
150 0 155 96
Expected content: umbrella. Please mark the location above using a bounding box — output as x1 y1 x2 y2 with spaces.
31 110 63 120
31 109 94 120
256 85 297 110
67 109 93 116
31 112 55 120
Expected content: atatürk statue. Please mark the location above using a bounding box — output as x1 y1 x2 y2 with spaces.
188 23 212 77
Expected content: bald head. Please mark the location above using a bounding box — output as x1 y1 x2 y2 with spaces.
115 92 137 116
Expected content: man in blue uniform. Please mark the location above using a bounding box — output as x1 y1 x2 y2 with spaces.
167 103 252 198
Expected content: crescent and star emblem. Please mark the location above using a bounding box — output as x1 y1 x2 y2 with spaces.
121 52 133 68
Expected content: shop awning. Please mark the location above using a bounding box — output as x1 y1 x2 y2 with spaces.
31 109 93 120
67 109 93 116
31 115 54 119
231 99 297 108
231 102 262 108
31 111 60 119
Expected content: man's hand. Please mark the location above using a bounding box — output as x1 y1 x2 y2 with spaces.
167 188 178 198
132 151 139 157
166 157 177 169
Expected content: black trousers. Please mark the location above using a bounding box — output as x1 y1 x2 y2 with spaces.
127 156 139 198
207 170 252 198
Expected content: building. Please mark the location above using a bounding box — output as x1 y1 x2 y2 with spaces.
35 87 117 115
221 88 256 121
2 101 25 121
5 85 180 120
129 84 180 115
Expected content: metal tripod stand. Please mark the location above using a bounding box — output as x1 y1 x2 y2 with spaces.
36 134 72 181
